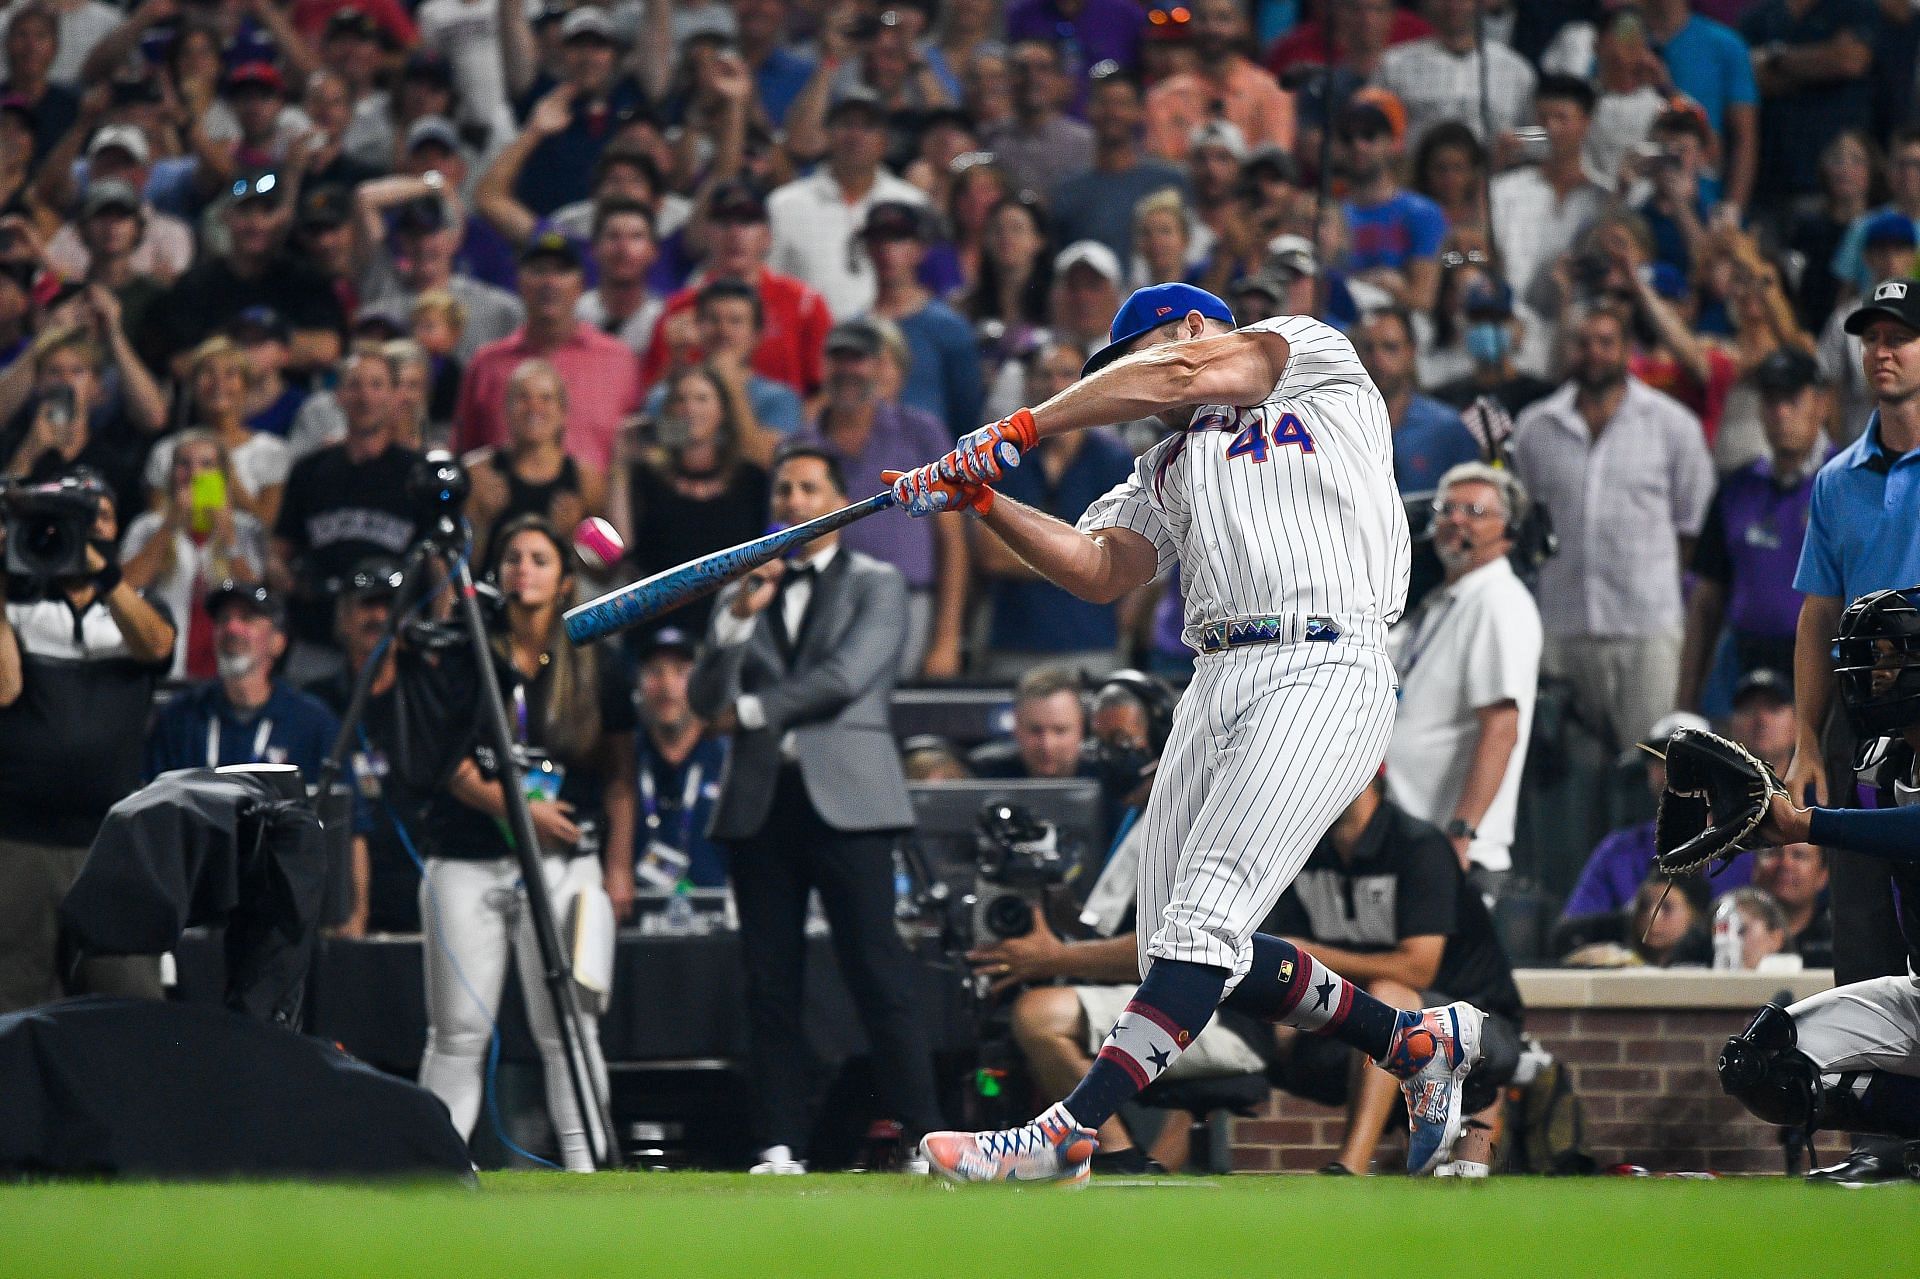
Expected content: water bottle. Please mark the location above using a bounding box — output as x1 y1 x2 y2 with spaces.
1712 897 1744 971
662 879 696 936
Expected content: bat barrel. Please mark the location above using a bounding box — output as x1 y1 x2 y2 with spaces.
563 490 896 645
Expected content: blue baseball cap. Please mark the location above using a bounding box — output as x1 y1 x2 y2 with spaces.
1083 283 1236 377
1863 210 1919 251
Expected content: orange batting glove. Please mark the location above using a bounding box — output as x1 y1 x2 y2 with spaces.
884 467 995 518
939 408 1038 485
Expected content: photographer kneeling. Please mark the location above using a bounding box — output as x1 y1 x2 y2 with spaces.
0 468 175 1013
969 672 1271 1174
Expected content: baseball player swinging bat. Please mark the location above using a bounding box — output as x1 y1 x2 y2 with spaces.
562 489 897 644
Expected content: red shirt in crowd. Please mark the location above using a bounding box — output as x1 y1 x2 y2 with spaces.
639 265 833 397
454 323 642 471
1631 345 1738 445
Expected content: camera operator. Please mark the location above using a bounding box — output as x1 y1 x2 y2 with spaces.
0 469 175 1013
969 672 1271 1175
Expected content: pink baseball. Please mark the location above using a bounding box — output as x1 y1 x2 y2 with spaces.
573 516 625 570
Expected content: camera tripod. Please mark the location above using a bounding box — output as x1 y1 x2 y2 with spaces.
315 453 619 1169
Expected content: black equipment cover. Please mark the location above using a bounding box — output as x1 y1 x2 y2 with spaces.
0 996 472 1181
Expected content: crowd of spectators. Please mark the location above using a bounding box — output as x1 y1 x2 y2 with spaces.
13 0 1920 1160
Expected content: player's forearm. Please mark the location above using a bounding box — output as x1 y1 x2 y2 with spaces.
976 493 1142 605
1808 805 1920 862
1027 332 1282 440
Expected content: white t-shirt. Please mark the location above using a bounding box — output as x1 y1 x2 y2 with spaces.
143 432 292 507
121 508 269 680
1384 555 1543 872
1076 314 1411 647
418 0 517 139
576 290 663 355
766 170 928 320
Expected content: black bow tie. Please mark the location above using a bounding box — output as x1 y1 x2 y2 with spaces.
781 561 818 586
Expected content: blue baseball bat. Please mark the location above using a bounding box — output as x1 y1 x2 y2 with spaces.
563 490 898 645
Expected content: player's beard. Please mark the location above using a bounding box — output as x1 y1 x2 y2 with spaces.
1160 404 1199 431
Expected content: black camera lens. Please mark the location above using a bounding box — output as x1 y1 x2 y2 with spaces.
983 894 1034 939
22 514 75 564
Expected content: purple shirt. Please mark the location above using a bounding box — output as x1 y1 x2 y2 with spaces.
1006 0 1146 106
1707 459 1814 640
1560 820 1753 919
797 402 951 589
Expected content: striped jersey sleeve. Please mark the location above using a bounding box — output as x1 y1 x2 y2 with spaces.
1240 313 1370 402
1076 432 1187 578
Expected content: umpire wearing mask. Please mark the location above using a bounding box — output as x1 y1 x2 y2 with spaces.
690 444 942 1174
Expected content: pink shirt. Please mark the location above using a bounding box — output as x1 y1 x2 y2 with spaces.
454 323 641 471
1144 60 1296 163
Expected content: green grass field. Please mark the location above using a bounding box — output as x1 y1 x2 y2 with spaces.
0 1173 1908 1278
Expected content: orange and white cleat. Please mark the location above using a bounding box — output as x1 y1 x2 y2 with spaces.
917 1102 1098 1185
1383 1002 1484 1176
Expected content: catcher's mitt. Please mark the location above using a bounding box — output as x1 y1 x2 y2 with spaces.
1652 726 1789 874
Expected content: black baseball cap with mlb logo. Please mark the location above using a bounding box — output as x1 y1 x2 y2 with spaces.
1844 278 1920 335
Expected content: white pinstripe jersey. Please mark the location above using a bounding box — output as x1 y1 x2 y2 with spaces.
1078 315 1410 649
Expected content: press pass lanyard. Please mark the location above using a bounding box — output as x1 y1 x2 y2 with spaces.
639 758 703 851
207 715 273 768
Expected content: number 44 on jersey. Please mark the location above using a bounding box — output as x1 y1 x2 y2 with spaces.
1225 412 1316 464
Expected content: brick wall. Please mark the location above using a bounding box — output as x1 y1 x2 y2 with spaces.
1228 969 1845 1175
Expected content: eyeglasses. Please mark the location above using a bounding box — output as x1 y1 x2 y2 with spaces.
1435 500 1502 520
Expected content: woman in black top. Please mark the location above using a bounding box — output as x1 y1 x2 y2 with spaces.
462 360 602 562
417 515 637 1171
609 362 769 636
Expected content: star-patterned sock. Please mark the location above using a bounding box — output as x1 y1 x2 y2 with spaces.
1060 959 1228 1131
1221 933 1397 1061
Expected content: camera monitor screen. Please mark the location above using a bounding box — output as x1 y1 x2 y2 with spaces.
907 778 1103 881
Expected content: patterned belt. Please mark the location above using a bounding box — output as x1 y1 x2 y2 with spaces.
1196 614 1347 654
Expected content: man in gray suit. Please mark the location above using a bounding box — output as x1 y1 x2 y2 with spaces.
690 444 943 1174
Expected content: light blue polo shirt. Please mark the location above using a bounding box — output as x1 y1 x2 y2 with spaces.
1793 412 1920 603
